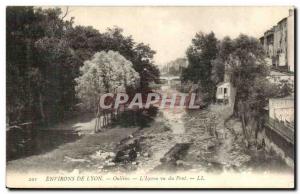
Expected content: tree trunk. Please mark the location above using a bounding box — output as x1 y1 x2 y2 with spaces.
233 95 240 117
241 113 250 147
94 101 100 133
94 115 99 133
39 92 46 124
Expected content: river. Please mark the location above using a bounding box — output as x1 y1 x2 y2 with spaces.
130 76 293 174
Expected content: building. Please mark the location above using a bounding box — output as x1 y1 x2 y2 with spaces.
257 10 295 167
269 96 294 123
259 9 294 72
216 82 236 105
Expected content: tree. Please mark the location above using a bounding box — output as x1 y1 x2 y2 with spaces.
6 7 158 127
7 6 41 124
211 37 234 85
132 43 160 90
75 51 139 111
32 8 76 124
6 7 75 124
218 34 280 145
75 51 140 132
226 35 269 114
162 58 187 76
277 80 293 97
213 34 294 145
67 26 159 92
181 32 218 102
65 25 102 63
244 78 280 141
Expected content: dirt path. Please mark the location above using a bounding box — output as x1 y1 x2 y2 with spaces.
211 105 241 170
215 132 234 166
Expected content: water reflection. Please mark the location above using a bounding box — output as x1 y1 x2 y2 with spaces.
7 128 81 161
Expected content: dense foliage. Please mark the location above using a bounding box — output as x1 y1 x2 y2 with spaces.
181 32 218 102
161 58 187 76
181 32 293 144
7 7 159 126
75 51 139 110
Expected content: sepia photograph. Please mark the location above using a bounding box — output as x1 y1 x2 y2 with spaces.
6 6 295 189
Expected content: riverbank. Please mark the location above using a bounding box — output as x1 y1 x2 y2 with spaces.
7 103 293 175
7 125 139 174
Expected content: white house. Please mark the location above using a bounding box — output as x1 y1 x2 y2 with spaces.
269 96 294 122
216 82 236 105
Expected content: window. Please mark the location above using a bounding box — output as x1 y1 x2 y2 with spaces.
224 88 227 94
218 88 222 95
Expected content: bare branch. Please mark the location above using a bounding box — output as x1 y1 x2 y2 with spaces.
61 6 69 20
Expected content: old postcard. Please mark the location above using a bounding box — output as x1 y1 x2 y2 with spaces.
6 6 295 189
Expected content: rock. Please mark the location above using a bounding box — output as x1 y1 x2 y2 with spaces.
107 152 116 158
161 143 191 163
64 156 87 163
189 117 195 121
115 150 125 162
71 169 80 175
132 161 137 165
176 160 185 166
106 158 113 162
163 124 171 131
158 156 167 164
205 141 216 151
105 162 116 167
129 149 137 161
143 152 149 157
90 150 116 161
114 150 130 163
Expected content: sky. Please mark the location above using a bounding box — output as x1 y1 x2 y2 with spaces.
61 6 291 66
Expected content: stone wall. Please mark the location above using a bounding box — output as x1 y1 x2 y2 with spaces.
269 97 294 122
257 127 294 168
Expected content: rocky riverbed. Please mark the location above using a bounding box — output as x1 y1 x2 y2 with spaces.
92 103 292 175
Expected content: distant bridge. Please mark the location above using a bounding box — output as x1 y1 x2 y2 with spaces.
160 76 180 85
